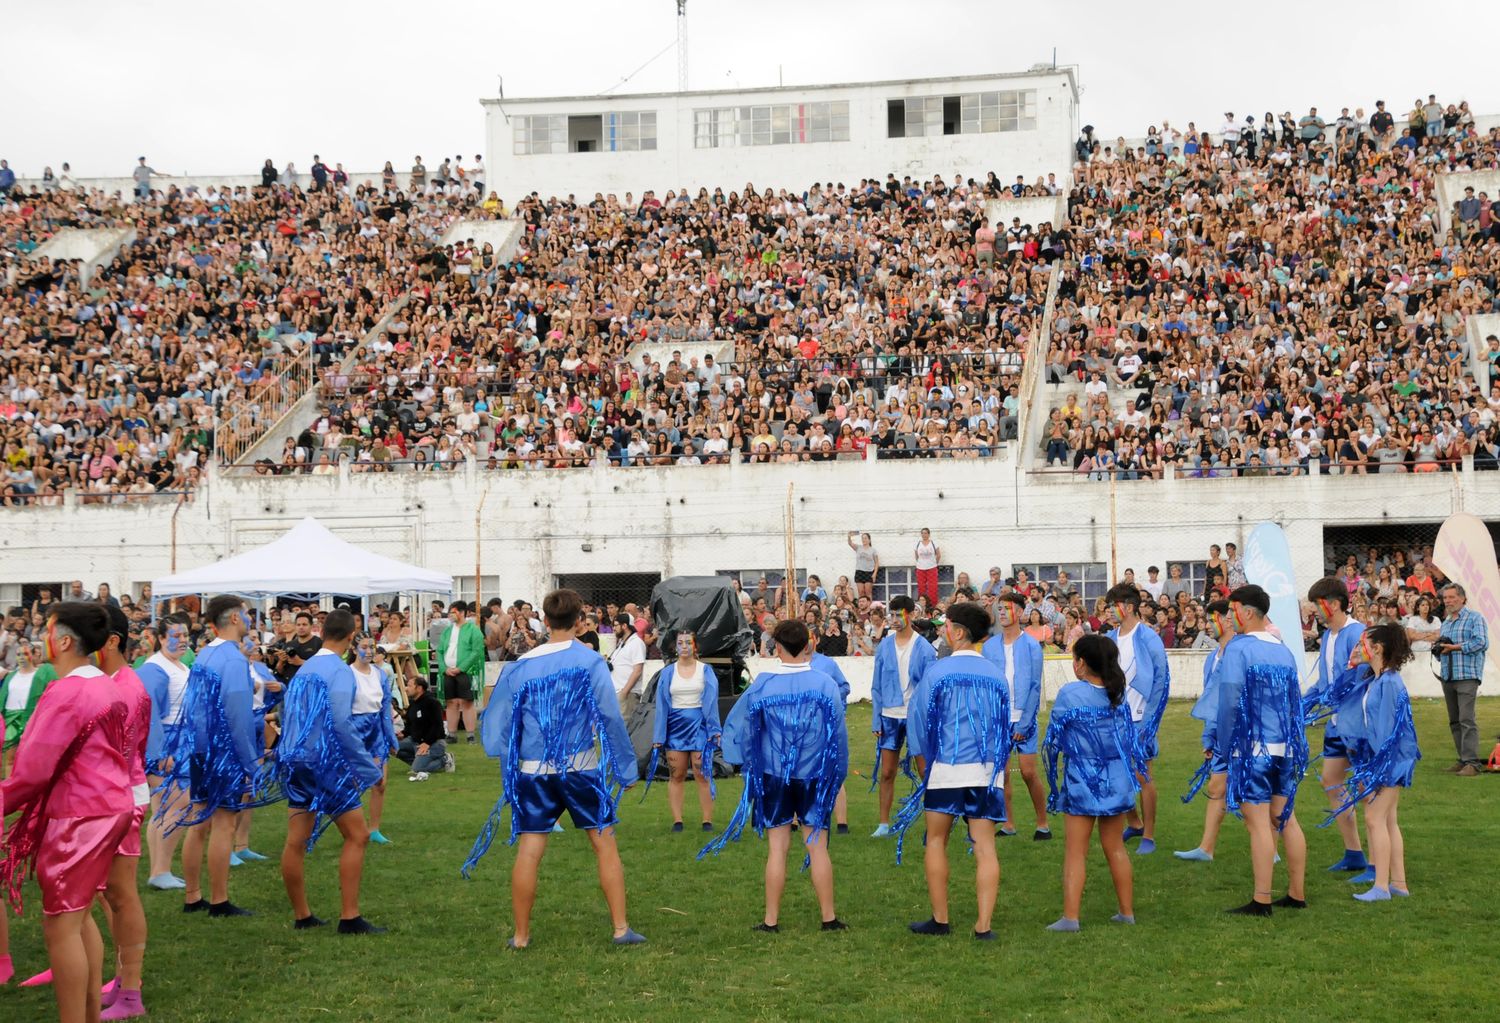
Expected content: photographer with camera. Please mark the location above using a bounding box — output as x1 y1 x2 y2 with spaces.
1435 584 1489 776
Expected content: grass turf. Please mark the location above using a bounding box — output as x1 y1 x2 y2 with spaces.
4 699 1499 1022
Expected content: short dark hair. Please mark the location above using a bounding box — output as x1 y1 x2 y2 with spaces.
1104 583 1140 609
104 604 131 646
160 612 190 630
945 602 991 644
888 594 916 614
1308 577 1350 610
1205 599 1230 618
1227 584 1270 616
206 595 246 629
542 589 582 630
49 601 110 656
772 619 810 656
322 609 357 643
294 611 314 624
1365 623 1413 670
998 591 1026 610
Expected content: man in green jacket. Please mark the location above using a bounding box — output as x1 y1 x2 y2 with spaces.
0 640 57 777
437 601 486 744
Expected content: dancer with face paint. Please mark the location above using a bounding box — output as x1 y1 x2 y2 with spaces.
1303 577 1370 880
1217 585 1309 916
159 595 281 918
233 634 282 864
1175 600 1236 861
808 651 852 834
1329 625 1420 902
348 634 398 845
0 602 137 1023
981 592 1049 840
1 639 56 779
277 611 386 934
1104 583 1170 855
136 614 192 889
651 631 722 832
869 595 936 837
897 603 1012 939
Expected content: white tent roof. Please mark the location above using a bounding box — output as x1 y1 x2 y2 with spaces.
153 517 452 598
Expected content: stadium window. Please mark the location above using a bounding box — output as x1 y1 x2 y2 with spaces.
694 102 847 148
887 99 905 138
514 115 567 155
1010 562 1109 602
716 569 807 602
453 576 501 604
888 89 1037 137
1166 560 1209 597
605 111 657 152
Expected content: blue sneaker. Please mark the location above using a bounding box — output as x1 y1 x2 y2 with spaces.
612 927 647 946
1347 867 1377 884
369 831 392 845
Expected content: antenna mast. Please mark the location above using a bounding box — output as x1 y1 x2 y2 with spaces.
676 0 689 92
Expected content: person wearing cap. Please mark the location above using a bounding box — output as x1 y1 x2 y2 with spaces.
1215 585 1309 916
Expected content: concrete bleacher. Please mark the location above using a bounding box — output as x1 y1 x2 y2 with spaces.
27 226 135 283
1466 313 1498 392
436 218 524 259
1433 168 1500 237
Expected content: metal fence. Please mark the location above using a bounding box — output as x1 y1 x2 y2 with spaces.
214 347 317 466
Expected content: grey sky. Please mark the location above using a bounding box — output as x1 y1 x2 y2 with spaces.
2 0 1491 179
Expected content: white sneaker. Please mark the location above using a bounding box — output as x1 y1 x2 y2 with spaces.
444 753 456 773
408 774 419 782
415 772 430 782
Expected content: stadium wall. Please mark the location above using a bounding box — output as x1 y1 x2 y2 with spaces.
482 70 1078 199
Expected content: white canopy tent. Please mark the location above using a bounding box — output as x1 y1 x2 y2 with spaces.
152 517 453 598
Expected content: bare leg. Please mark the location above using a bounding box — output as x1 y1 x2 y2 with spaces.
147 779 185 879
281 811 317 919
42 908 102 1023
923 812 954 923
970 818 999 932
764 825 791 926
690 752 714 824
180 814 208 904
585 828 631 936
876 749 899 825
1387 792 1406 891
207 808 237 904
332 807 370 920
444 699 459 736
366 762 388 833
1242 803 1274 903
1363 788 1395 889
511 832 549 946
833 784 847 827
1017 753 1049 829
1060 814 1094 921
233 808 252 852
1098 814 1134 916
1138 765 1157 840
1198 773 1228 855
805 829 836 923
666 750 688 824
1322 756 1363 854
456 700 475 737
102 854 146 990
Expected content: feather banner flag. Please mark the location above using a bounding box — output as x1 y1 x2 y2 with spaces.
1433 512 1500 672
1244 522 1307 675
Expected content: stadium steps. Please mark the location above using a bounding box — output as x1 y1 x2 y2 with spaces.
28 226 136 283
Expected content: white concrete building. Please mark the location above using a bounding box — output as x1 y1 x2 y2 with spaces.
482 69 1078 199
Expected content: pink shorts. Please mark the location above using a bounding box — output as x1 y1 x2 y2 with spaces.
36 812 135 915
117 805 146 858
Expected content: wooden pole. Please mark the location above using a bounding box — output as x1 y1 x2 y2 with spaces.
784 483 798 621
1108 472 1119 583
475 484 491 608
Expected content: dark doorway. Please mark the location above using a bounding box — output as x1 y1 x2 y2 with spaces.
553 573 662 612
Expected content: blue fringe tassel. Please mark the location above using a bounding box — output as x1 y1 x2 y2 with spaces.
893 672 1011 866
461 667 626 878
276 677 369 853
639 746 662 803
1041 705 1141 815
867 732 882 793
1321 691 1421 826
1181 758 1214 804
1302 665 1371 727
703 736 718 802
1225 664 1309 830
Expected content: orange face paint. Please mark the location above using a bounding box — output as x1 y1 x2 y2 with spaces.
43 621 59 664
1231 604 1249 632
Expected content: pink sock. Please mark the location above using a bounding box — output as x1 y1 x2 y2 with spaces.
102 976 121 1007
20 967 53 987
0 954 14 985
100 990 145 1021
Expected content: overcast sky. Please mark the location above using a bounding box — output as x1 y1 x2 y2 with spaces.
3 0 1492 178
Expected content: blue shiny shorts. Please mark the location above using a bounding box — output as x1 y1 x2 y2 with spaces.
877 716 908 753
1011 729 1038 757
1136 726 1159 762
513 769 615 833
1235 755 1299 804
285 765 363 819
1321 727 1349 762
757 774 824 831
664 708 707 752
924 785 1007 822
351 713 388 759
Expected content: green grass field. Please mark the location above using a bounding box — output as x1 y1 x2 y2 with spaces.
5 699 1499 1022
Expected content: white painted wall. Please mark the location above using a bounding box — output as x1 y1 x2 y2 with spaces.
1433 167 1500 237
1465 313 1499 393
27 227 135 283
483 71 1077 200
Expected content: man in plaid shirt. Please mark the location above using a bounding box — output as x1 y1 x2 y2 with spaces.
1437 584 1490 776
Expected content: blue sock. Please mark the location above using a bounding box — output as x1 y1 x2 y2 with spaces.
1328 849 1368 871
1347 866 1377 884
1111 913 1135 924
1045 917 1080 932
1353 886 1391 903
1122 826 1144 841
612 927 647 945
1136 839 1156 856
1173 848 1213 861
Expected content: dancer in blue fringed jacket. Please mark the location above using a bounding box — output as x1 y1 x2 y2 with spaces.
462 590 643 949
158 595 281 919
276 610 386 935
981 592 1049 840
1217 585 1309 916
896 602 1011 940
869 596 936 837
1330 624 1419 903
702 619 849 934
1104 583 1169 855
1303 576 1370 879
349 636 398 846
650 632 721 833
1175 599 1235 862
809 652 852 835
1041 634 1141 932
137 614 192 891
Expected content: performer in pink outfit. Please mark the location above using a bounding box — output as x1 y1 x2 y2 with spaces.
0 602 138 1023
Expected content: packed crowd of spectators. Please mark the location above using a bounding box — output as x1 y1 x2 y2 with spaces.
1043 94 1500 479
0 158 493 505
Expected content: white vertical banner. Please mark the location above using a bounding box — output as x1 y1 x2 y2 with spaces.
1433 512 1500 671
1244 522 1306 673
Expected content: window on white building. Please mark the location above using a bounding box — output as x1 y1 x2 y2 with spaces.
514 112 657 155
1165 561 1209 598
514 115 567 155
887 90 1037 138
693 102 850 148
1010 562 1109 602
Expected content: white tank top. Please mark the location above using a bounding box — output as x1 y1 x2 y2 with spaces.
670 662 705 709
148 653 191 725
914 541 938 570
351 664 386 714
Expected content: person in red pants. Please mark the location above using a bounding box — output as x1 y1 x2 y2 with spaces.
914 528 941 609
